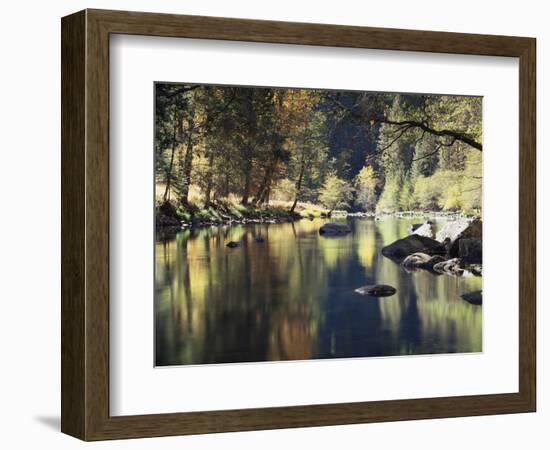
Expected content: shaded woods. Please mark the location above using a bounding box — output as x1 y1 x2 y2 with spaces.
155 84 482 227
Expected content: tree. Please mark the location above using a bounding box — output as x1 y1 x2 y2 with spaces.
376 177 400 214
252 90 289 206
154 84 209 206
361 93 482 151
153 84 482 218
319 173 354 215
354 166 378 211
328 92 482 152
272 178 296 202
412 173 445 211
278 89 328 212
441 184 463 211
155 84 199 203
398 177 415 211
460 149 482 211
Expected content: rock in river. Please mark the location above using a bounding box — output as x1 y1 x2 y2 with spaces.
226 241 240 248
436 218 482 256
254 236 266 243
319 222 351 236
461 291 482 305
433 258 464 275
408 220 435 239
381 235 446 261
458 238 482 264
354 284 397 297
402 252 446 271
469 264 482 276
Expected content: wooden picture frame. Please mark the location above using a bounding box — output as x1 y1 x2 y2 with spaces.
61 9 536 441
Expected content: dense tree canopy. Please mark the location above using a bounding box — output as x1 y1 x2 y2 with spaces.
155 83 482 216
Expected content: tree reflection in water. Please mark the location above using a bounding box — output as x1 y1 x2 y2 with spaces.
155 218 482 366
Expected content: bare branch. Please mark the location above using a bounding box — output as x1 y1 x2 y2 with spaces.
411 137 457 162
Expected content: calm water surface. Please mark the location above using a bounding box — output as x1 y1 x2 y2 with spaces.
155 218 482 366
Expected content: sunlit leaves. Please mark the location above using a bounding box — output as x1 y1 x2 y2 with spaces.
318 173 354 213
354 166 378 211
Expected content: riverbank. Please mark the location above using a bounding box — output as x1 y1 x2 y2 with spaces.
156 200 304 231
156 198 481 231
374 210 480 221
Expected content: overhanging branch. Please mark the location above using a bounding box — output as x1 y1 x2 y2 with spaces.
380 118 482 151
325 95 482 151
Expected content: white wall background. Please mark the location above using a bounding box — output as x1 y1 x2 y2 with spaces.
0 1 546 448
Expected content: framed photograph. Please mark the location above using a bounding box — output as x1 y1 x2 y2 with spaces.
61 9 536 440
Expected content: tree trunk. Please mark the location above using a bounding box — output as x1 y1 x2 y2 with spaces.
259 173 273 205
254 157 276 206
241 150 253 205
265 183 271 205
220 169 230 199
162 117 179 203
204 150 215 208
179 121 195 206
289 159 305 213
254 170 269 206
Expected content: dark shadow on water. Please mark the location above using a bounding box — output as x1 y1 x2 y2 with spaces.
34 415 60 431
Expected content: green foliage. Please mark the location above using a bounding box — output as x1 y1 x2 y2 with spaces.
319 173 354 213
354 166 378 211
414 175 442 211
398 177 415 211
376 177 400 214
441 184 463 211
370 94 482 214
299 204 328 219
460 150 482 211
175 206 192 222
408 168 481 212
154 83 482 218
411 134 439 177
272 178 296 202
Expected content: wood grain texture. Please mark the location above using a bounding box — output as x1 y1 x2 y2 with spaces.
61 10 86 439
518 39 536 409
89 8 532 56
61 8 537 441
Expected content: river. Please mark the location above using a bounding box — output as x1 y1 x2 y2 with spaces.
155 217 482 366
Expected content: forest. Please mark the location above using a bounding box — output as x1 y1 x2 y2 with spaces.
155 83 482 227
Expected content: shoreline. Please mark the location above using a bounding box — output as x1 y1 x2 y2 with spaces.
156 211 483 279
156 206 480 232
156 202 303 233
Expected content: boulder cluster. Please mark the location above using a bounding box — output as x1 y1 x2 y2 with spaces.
382 218 482 277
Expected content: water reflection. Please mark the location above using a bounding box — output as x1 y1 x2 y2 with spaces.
155 218 482 366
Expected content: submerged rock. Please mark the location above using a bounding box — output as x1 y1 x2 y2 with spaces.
319 222 351 236
354 284 396 297
433 258 464 275
461 291 482 305
226 241 240 248
402 252 446 271
381 235 446 261
402 252 431 267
